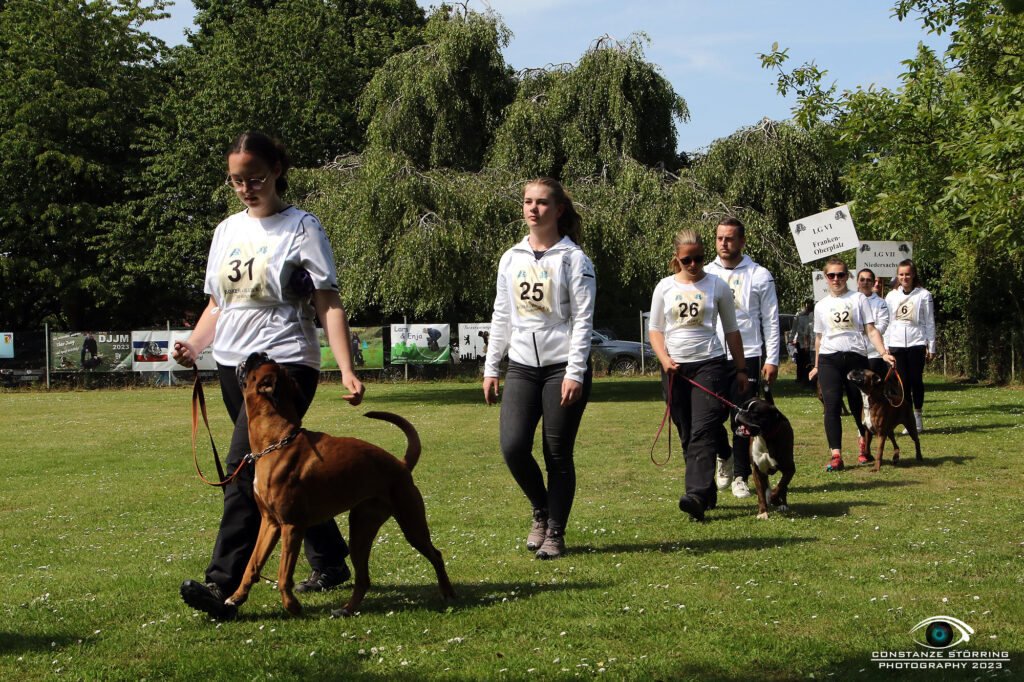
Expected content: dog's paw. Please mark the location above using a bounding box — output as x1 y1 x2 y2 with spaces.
757 511 770 520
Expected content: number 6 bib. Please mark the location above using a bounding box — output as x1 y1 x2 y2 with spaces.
514 265 554 317
671 291 706 328
219 241 271 305
895 299 915 322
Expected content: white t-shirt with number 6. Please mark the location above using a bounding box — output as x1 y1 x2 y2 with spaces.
649 273 738 363
204 207 339 368
814 290 875 356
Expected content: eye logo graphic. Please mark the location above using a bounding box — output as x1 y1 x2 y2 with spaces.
910 616 974 649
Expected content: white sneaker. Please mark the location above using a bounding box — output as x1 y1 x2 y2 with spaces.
716 458 732 490
731 478 751 499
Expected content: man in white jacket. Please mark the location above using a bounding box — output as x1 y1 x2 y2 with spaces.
705 218 781 499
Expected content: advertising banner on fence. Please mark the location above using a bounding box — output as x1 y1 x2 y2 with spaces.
812 271 830 301
855 241 913 280
456 323 490 362
50 332 133 372
131 331 216 371
318 326 385 370
390 324 451 364
789 205 858 264
1 333 12 359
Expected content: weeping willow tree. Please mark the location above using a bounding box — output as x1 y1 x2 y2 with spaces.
295 10 840 328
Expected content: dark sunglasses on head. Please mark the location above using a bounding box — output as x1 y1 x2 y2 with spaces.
677 255 704 265
825 271 848 280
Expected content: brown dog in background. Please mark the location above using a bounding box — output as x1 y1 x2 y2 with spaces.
846 368 922 471
224 352 455 618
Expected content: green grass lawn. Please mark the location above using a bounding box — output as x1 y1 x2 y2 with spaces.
1 374 1021 680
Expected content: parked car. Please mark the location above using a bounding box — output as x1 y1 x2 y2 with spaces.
590 331 657 376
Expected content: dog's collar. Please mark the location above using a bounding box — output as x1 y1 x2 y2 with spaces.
243 428 303 464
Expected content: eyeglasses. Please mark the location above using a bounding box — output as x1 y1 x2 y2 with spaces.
677 255 704 266
825 272 848 280
225 176 268 191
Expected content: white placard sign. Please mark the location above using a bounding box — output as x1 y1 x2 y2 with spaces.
812 271 831 301
789 205 858 263
456 323 491 362
855 241 913 279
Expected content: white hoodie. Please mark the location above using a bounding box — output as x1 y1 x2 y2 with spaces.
884 286 936 353
705 254 781 366
484 235 596 383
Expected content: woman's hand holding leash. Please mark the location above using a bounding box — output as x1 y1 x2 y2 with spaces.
173 340 197 368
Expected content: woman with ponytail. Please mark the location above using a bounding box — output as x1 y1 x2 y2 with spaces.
173 131 364 619
483 178 596 560
648 229 747 522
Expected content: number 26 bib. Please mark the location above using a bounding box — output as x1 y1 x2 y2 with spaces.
671 291 706 328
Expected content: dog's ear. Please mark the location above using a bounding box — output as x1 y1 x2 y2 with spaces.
255 368 278 407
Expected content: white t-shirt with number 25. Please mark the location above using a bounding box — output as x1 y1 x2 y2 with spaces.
813 290 875 356
204 206 338 368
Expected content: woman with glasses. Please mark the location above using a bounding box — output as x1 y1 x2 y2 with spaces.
172 131 365 619
649 229 747 522
810 258 894 471
884 259 935 433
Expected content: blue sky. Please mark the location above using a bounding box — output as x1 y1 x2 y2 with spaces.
146 0 947 153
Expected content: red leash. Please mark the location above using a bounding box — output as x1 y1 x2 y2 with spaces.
650 370 746 466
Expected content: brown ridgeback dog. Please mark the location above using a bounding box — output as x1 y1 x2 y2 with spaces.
224 353 455 618
846 368 922 471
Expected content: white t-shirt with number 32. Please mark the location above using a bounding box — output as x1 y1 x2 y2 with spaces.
204 207 339 368
813 290 875 356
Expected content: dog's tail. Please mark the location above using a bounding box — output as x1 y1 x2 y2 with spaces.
363 411 422 470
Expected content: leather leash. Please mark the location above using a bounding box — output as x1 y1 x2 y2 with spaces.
884 364 906 408
191 367 248 487
650 373 674 466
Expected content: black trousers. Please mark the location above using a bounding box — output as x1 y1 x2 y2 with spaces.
499 360 592 535
818 352 868 451
795 346 812 384
890 345 927 411
205 363 348 594
662 356 732 509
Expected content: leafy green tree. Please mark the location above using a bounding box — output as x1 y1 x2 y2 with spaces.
128 0 425 323
489 35 689 179
0 0 166 329
359 7 515 171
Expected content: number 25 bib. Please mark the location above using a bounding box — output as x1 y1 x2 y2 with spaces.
671 291 706 328
514 265 554 317
219 241 271 305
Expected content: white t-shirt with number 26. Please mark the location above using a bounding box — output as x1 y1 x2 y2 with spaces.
204 206 338 368
813 290 875 356
649 273 738 363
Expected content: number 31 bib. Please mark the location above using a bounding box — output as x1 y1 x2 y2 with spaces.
219 241 271 305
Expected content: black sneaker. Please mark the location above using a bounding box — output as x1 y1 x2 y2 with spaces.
678 494 706 522
293 563 351 593
180 580 237 621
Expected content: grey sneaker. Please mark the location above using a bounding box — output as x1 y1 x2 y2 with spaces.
535 530 565 560
731 478 751 499
715 458 732 490
914 412 924 433
294 563 351 593
180 580 237 621
526 508 548 551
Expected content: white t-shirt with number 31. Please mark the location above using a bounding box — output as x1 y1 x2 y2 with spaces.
204 207 339 368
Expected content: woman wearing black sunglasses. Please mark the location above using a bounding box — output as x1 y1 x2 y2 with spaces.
809 258 894 471
649 229 747 521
